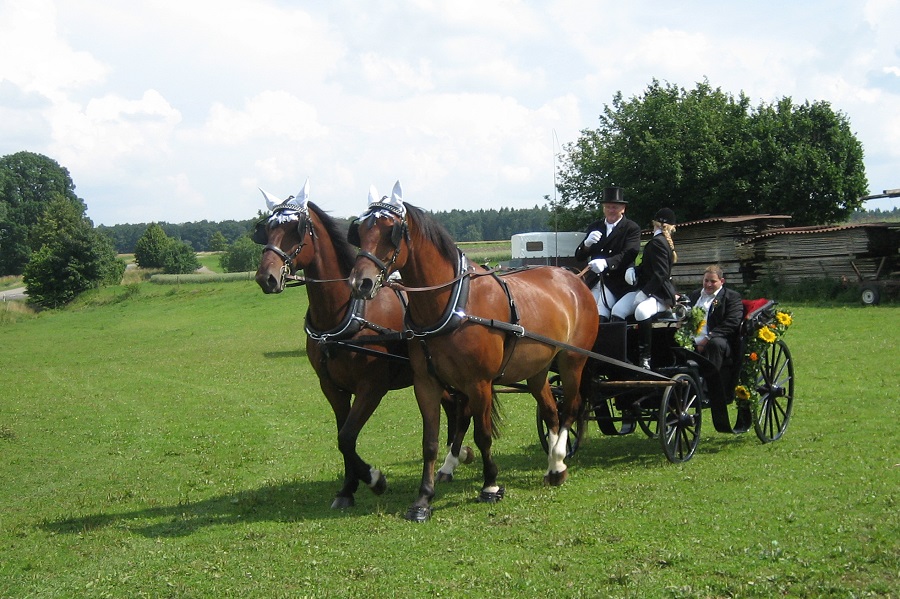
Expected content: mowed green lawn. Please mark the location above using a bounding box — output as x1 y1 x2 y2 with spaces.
0 282 897 598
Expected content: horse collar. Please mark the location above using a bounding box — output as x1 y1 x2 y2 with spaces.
305 296 367 343
404 250 472 338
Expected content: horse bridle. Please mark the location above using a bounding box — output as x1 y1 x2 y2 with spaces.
348 203 408 291
257 203 315 288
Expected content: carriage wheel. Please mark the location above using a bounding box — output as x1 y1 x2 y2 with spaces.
658 373 702 463
637 409 660 439
754 339 794 442
593 392 638 436
536 376 583 457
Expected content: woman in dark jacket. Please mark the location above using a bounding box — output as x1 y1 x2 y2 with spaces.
611 207 678 369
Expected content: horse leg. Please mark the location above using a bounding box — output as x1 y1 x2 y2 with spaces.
527 371 568 486
338 387 390 499
320 386 358 508
404 375 446 522
437 392 474 483
323 383 387 509
464 381 503 503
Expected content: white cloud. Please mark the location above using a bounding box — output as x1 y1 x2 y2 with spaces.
1 0 898 225
197 91 328 145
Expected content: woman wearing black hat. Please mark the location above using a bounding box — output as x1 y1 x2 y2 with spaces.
611 207 678 369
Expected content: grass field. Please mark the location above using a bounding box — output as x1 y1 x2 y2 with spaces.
0 280 897 598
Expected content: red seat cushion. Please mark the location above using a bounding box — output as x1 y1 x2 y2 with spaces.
742 298 769 319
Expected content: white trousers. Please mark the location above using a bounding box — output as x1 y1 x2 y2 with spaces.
591 283 619 319
611 290 666 322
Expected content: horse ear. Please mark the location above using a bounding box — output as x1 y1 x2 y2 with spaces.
367 184 379 206
296 178 310 210
259 188 281 211
391 180 403 204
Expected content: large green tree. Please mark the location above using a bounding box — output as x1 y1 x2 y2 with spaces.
554 79 867 229
133 223 171 269
0 151 87 275
22 198 125 308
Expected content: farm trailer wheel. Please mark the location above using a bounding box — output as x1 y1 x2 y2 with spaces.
860 284 881 306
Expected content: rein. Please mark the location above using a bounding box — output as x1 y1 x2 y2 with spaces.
282 273 350 287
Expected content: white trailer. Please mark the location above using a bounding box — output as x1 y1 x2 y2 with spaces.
508 231 584 268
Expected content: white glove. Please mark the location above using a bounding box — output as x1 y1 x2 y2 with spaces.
583 230 602 247
624 266 636 286
588 258 608 273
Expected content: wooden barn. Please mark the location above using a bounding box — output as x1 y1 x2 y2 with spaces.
735 222 900 286
652 215 792 289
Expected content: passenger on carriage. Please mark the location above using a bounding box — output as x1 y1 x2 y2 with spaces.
687 264 743 371
573 186 642 323
610 207 678 370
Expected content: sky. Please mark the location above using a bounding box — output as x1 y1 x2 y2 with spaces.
1 0 898 226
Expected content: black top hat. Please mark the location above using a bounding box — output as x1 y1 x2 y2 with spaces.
601 186 627 204
654 207 676 225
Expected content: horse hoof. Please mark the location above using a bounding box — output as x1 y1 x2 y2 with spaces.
436 471 453 483
543 470 568 487
404 505 432 522
461 446 475 464
370 472 387 496
477 486 505 503
331 495 355 509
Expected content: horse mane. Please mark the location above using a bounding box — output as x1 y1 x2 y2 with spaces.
404 203 459 264
308 202 357 273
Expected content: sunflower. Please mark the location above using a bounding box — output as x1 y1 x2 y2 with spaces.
758 326 777 343
735 385 751 401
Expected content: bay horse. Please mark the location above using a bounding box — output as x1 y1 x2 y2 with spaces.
254 180 471 510
347 181 599 521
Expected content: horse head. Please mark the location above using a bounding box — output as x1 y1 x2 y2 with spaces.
254 178 315 294
348 180 409 300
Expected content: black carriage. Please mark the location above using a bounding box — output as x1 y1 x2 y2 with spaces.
535 298 795 463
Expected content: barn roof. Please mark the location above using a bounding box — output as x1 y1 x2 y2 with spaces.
739 222 898 244
676 214 792 228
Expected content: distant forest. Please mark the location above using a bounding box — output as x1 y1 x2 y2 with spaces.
97 205 556 254
97 204 898 254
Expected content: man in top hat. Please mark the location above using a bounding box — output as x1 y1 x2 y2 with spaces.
573 186 642 322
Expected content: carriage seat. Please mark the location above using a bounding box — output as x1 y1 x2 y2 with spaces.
741 298 775 338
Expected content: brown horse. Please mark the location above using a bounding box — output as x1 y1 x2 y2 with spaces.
254 181 470 509
347 181 599 521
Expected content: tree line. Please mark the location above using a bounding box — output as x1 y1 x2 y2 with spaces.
94 205 555 254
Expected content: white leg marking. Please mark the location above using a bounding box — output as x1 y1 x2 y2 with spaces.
367 467 382 489
547 428 569 474
437 448 460 477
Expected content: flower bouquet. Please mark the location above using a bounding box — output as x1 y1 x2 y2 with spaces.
675 305 706 349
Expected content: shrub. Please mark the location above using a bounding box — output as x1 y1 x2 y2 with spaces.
162 239 200 274
220 236 262 273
